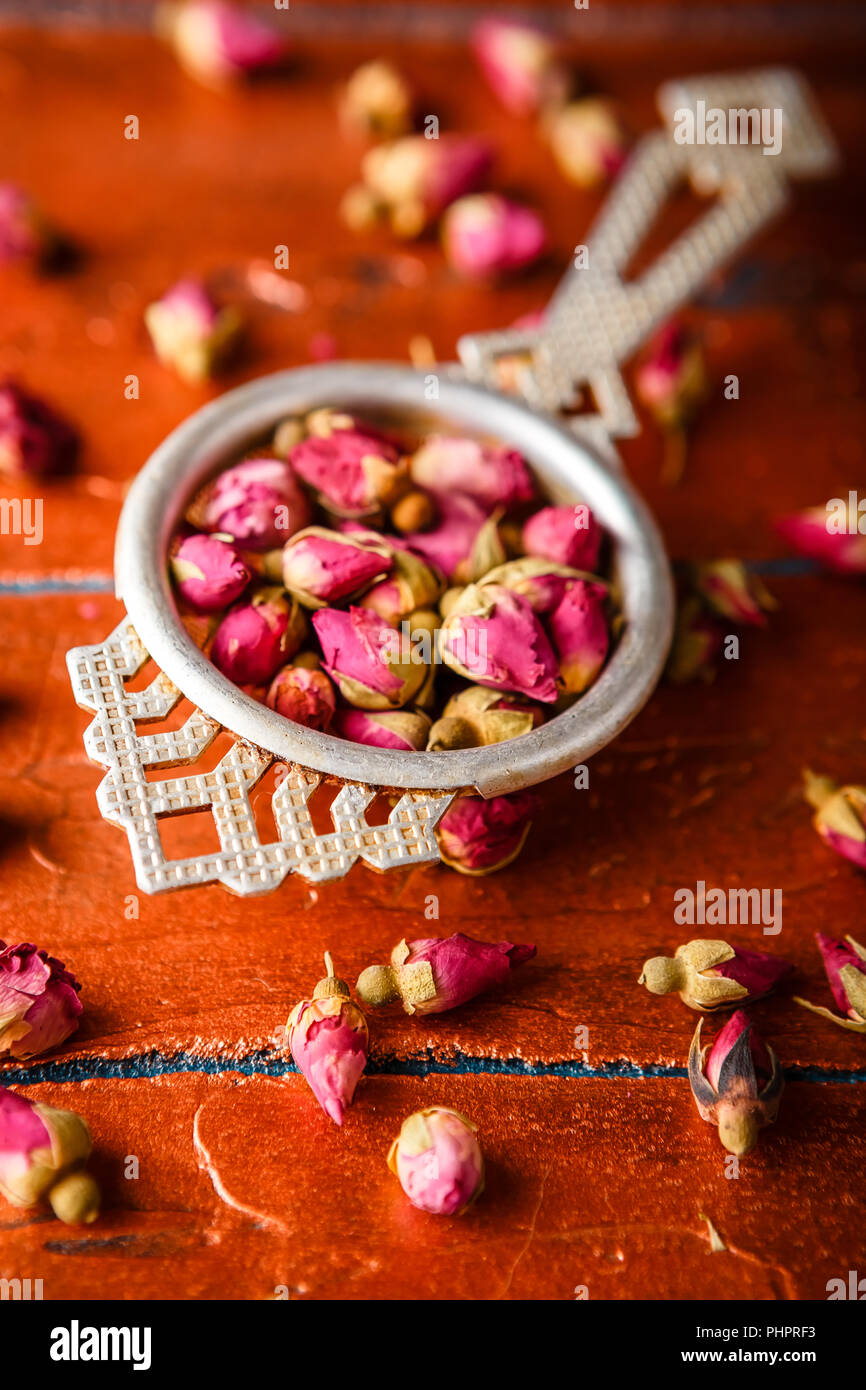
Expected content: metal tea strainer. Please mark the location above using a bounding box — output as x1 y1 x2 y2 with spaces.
67 68 837 894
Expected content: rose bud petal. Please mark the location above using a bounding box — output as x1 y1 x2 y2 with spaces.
287 953 369 1126
158 0 287 86
145 277 242 384
694 560 776 627
340 59 413 139
776 503 866 575
794 933 866 1033
0 184 53 266
435 790 540 876
0 1086 100 1224
280 526 392 608
442 194 547 278
403 492 489 581
202 456 311 549
635 320 706 429
471 16 569 116
359 546 443 626
545 98 629 187
0 942 82 1060
639 938 794 1012
266 663 336 731
357 932 535 1015
0 381 78 479
440 582 559 703
290 428 405 518
665 596 724 684
803 769 866 870
688 1011 783 1156
171 533 251 612
211 587 304 685
411 430 533 512
361 134 494 237
332 708 430 751
481 557 594 614
427 684 541 750
388 1107 483 1215
312 605 426 709
522 504 601 572
548 580 609 695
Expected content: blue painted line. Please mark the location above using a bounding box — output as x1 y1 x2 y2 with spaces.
1 1048 863 1087
0 576 114 595
747 556 822 577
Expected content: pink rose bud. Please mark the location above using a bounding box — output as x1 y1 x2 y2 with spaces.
0 942 82 1060
635 321 706 429
548 579 610 695
427 684 542 750
409 434 534 511
0 1086 100 1223
471 16 568 116
357 932 536 1014
665 596 724 685
388 1106 484 1216
442 193 547 278
359 545 443 625
776 503 866 575
266 662 336 731
403 492 490 580
694 560 776 627
689 1011 784 1156
332 708 430 751
803 770 866 871
287 953 369 1126
794 933 866 1033
171 532 251 612
312 605 426 709
211 588 304 685
639 939 794 1012
436 790 540 876
361 134 494 237
159 0 287 86
290 428 405 517
203 456 311 549
0 184 53 266
522 504 602 572
144 277 242 383
481 557 589 614
0 381 78 479
281 527 392 608
546 98 629 187
440 582 559 703
340 59 413 139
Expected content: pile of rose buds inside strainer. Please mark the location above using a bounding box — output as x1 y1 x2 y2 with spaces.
170 407 617 873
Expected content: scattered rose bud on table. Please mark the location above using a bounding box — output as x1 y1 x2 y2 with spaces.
387 1106 484 1215
442 194 547 278
0 183 54 266
358 133 494 238
211 588 304 685
158 0 287 87
471 16 569 116
794 933 866 1033
694 560 776 627
634 320 706 484
665 595 724 684
639 939 793 1011
803 769 866 870
0 1086 100 1224
340 59 413 139
436 791 540 875
0 381 78 479
545 98 629 187
145 278 242 384
688 1011 784 1156
201 456 311 550
357 932 536 1014
171 533 251 612
0 942 82 1060
265 661 336 730
776 503 866 574
287 953 369 1125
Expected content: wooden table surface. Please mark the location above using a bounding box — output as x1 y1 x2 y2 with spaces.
0 4 864 1301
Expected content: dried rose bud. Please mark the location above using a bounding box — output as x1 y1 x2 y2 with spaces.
455 510 509 585
158 0 287 87
0 381 78 479
0 1086 100 1224
471 16 568 116
361 134 494 238
312 605 426 709
290 428 405 517
694 560 776 627
688 1011 783 1156
360 546 443 625
340 59 413 139
0 942 82 1060
0 184 53 266
803 770 866 870
202 457 311 550
665 595 724 684
639 939 793 1012
776 503 866 575
145 278 242 384
266 663 336 731
410 434 533 513
548 580 609 695
634 320 706 483
332 708 430 751
171 532 250 612
522 504 601 572
390 488 435 534
403 492 489 581
794 933 866 1033
436 791 540 876
442 194 547 278
440 582 559 703
211 588 304 685
388 1107 483 1216
357 932 535 1015
545 98 629 187
481 557 590 614
287 953 369 1126
280 526 392 608
427 684 541 750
